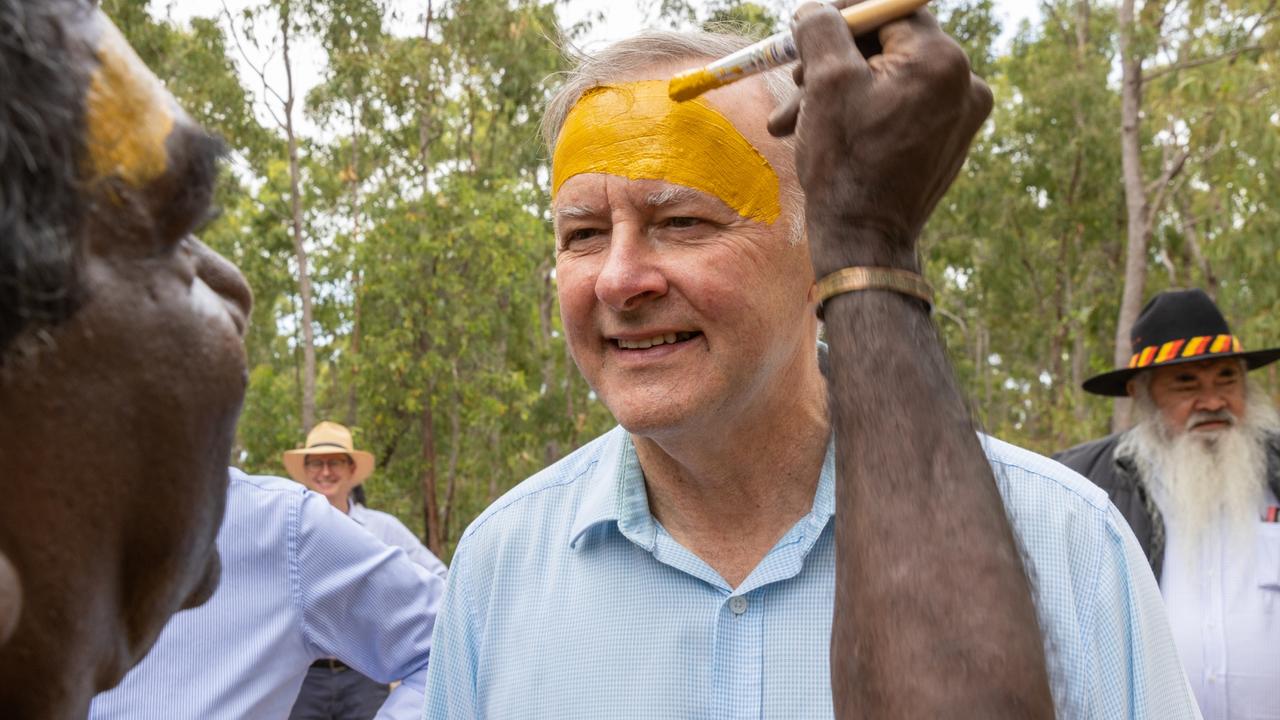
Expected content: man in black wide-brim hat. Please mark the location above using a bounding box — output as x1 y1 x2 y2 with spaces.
1055 288 1280 720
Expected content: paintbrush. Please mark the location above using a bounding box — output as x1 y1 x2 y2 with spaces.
668 0 930 102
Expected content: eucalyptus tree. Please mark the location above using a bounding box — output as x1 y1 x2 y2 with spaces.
1112 0 1278 429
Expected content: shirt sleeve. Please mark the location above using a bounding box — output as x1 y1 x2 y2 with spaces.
1085 504 1203 720
291 491 445 720
372 511 450 579
422 540 480 719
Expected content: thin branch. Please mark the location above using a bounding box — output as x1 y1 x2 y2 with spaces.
1177 191 1218 298
1144 147 1189 227
221 2 289 122
933 305 967 337
1243 2 1278 40
1143 44 1272 83
220 3 269 82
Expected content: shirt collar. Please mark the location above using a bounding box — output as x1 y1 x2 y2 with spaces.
567 426 837 551
568 426 631 549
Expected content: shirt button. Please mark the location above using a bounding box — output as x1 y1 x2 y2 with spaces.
729 596 748 615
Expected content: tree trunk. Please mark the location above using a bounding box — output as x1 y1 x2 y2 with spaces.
413 0 441 554
419 372 444 556
537 261 561 465
441 361 463 547
281 0 317 433
417 0 436 175
346 101 364 427
1067 0 1089 429
1113 0 1147 433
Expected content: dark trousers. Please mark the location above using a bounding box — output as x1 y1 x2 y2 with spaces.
288 663 390 720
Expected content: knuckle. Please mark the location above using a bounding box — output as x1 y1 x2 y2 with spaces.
930 38 973 87
970 76 994 116
901 39 975 109
805 61 858 92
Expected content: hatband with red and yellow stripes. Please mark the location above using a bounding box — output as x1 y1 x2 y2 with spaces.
1127 334 1243 369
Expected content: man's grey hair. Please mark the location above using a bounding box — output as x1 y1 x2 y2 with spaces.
1128 368 1154 401
542 30 805 244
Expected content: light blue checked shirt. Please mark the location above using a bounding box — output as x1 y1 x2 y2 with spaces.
423 425 1200 719
90 468 444 720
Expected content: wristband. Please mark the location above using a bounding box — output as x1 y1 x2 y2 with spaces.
815 266 933 318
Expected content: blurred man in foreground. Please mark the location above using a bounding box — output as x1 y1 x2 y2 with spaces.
423 5 1197 718
0 1 252 715
89 465 444 719
1057 288 1280 719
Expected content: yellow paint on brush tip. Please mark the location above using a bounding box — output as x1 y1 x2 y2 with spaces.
85 18 175 187
668 67 723 102
552 80 781 225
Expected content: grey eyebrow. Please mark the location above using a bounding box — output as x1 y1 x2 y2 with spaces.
554 186 705 224
554 205 601 220
644 186 702 208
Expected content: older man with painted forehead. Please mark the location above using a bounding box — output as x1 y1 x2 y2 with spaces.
1056 288 1280 719
0 0 253 716
424 6 1197 718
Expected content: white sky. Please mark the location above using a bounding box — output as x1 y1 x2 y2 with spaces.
153 0 1042 135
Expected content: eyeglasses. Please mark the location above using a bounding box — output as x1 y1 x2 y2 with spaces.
304 458 352 472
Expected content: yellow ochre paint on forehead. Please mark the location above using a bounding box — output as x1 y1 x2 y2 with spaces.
85 18 175 187
552 80 780 225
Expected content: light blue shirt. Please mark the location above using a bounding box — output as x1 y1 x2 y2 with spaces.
91 468 444 720
350 502 449 578
423 426 1200 719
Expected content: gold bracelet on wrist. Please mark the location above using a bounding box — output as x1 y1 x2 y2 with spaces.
814 266 934 318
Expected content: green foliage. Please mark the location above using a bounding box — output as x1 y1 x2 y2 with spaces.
106 0 1279 556
926 0 1279 454
702 2 781 39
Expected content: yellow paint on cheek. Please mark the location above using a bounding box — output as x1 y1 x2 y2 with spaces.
85 19 175 187
552 80 781 224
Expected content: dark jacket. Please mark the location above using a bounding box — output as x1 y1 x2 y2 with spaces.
1054 432 1280 583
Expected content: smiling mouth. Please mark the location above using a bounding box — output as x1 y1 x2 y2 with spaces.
612 331 701 350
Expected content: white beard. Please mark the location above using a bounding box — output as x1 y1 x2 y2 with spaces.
1117 381 1278 555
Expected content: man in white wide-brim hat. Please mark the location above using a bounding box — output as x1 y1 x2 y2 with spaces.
284 421 376 514
284 422 446 720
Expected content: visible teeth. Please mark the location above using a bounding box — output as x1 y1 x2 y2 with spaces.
617 333 690 350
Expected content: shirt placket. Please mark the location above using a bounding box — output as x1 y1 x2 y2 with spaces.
713 588 764 720
1201 526 1228 717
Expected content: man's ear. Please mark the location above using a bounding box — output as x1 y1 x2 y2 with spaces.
1125 378 1137 398
0 549 22 646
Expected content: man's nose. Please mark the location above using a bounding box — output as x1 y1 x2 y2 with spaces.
1193 388 1228 413
594 225 667 311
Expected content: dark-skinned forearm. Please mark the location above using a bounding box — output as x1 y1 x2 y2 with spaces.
821 231 1054 717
